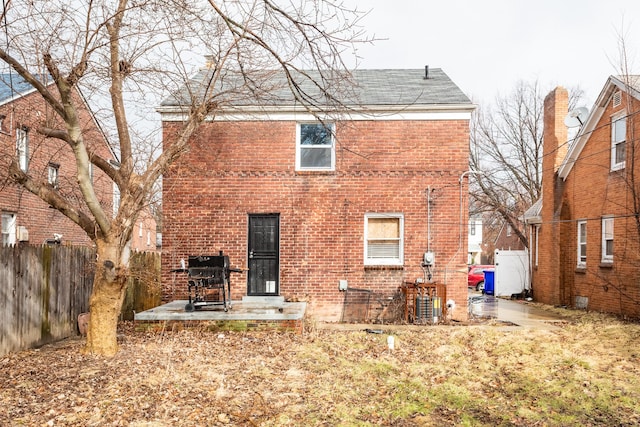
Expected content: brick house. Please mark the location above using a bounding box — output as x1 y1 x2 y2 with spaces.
493 221 526 252
527 78 640 317
467 216 484 264
0 74 114 247
159 68 475 321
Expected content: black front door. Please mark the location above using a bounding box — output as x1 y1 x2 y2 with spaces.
247 214 280 296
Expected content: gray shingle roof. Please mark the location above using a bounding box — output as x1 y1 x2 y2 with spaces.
161 67 472 108
348 68 471 105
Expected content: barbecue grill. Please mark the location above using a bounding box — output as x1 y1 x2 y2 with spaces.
177 252 241 312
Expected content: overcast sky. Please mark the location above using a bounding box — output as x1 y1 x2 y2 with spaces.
348 0 640 108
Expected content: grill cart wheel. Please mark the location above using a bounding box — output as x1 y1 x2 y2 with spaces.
185 302 195 312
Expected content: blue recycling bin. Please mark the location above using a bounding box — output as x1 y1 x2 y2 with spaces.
483 270 495 295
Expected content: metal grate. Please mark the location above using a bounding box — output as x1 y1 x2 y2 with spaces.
340 288 372 323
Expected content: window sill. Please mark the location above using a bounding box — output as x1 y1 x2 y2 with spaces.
575 266 587 274
609 166 625 174
295 170 335 176
599 262 613 269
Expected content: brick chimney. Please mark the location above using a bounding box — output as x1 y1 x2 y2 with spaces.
537 87 568 306
543 87 569 173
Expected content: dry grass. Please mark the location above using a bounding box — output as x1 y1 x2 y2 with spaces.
1 307 639 426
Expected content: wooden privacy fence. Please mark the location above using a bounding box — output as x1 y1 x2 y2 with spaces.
121 250 162 320
0 244 161 356
0 244 94 356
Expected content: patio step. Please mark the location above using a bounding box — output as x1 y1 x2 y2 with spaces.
241 296 285 305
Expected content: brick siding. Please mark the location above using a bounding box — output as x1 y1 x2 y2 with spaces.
162 118 470 321
0 86 113 246
535 84 640 317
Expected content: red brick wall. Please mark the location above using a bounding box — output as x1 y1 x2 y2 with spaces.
0 86 113 246
558 92 640 317
162 118 470 321
130 208 158 252
534 87 568 306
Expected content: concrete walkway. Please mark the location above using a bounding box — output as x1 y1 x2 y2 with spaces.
469 294 566 330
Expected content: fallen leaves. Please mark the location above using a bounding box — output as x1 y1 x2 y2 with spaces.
0 310 639 426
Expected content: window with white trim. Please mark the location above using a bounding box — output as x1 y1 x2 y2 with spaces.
601 217 614 263
16 126 28 172
48 163 59 188
577 220 587 267
2 212 16 245
611 112 626 171
296 123 335 171
364 214 403 266
535 225 539 267
113 184 120 217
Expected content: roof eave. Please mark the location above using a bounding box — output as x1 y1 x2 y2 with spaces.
157 102 476 118
558 76 629 179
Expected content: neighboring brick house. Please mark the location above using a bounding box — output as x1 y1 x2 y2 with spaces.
0 74 114 247
493 221 526 252
467 216 483 264
131 208 158 251
159 68 475 321
527 78 640 317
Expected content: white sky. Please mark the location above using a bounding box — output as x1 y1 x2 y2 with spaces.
348 0 640 108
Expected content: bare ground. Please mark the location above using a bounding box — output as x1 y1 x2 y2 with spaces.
1 305 640 426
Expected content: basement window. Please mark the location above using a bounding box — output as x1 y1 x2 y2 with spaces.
364 213 404 266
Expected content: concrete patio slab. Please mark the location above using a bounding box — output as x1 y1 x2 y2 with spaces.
134 299 306 322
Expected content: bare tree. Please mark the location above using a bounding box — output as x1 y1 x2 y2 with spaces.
0 0 369 356
470 81 583 248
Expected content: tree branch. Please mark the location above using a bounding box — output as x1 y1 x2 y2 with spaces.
8 161 96 239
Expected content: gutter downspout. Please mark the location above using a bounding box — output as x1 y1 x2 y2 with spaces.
445 170 483 285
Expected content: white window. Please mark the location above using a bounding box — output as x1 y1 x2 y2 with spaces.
48 163 59 188
296 123 335 171
113 184 120 217
470 221 476 236
16 126 28 172
611 113 626 171
535 225 539 267
146 231 151 247
506 224 512 237
364 214 403 266
2 213 17 245
601 217 614 263
577 220 587 267
139 222 143 238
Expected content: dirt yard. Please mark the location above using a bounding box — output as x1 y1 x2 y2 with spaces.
1 305 639 426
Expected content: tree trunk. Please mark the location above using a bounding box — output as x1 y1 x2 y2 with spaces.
83 241 128 357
